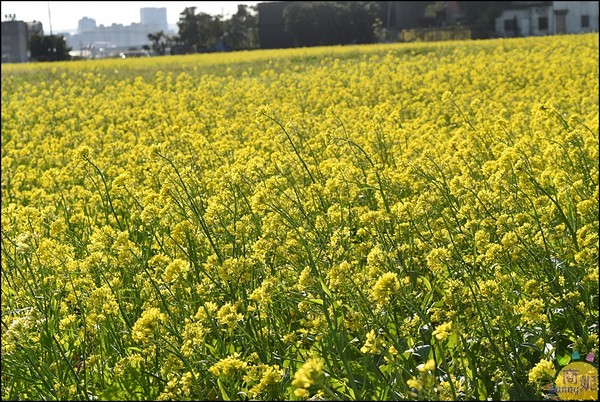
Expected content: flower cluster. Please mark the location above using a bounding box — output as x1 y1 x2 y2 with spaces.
2 33 597 400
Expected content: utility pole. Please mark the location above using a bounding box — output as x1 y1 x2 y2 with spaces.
47 1 53 35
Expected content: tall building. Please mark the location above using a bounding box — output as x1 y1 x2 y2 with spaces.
78 17 97 33
140 7 168 32
1 20 28 63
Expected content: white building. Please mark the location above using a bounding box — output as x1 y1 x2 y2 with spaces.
140 7 168 32
496 1 599 37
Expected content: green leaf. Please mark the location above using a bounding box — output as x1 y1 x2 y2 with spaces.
218 378 232 401
447 332 458 350
99 384 127 401
336 310 344 328
421 276 432 292
319 278 333 298
477 378 487 400
409 344 431 361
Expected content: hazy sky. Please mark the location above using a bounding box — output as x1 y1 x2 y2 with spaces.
0 1 261 33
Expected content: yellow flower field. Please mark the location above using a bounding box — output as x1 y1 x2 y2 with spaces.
1 33 598 400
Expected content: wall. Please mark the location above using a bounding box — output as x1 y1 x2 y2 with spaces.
554 1 599 33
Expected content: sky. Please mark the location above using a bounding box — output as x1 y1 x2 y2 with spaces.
0 1 261 33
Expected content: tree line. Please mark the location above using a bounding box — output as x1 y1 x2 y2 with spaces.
27 2 509 61
155 1 508 54
147 4 259 55
283 1 380 47
165 2 381 53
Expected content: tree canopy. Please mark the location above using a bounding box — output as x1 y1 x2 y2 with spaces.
457 1 508 38
283 1 380 47
175 5 258 53
223 5 259 50
28 34 71 62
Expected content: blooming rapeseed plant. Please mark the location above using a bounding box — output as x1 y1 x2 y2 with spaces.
372 272 400 306
527 359 556 384
1 32 597 401
292 357 325 398
432 321 453 342
209 353 248 378
361 329 385 354
131 307 165 344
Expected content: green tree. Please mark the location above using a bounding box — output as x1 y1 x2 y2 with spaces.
176 7 226 53
28 34 71 61
176 7 201 52
197 12 223 50
284 2 339 46
347 1 380 43
284 1 380 47
147 31 167 55
223 4 259 50
423 1 447 27
458 1 508 38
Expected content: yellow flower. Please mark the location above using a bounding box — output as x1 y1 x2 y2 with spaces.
441 90 453 102
407 376 423 391
292 357 324 394
372 272 400 305
514 298 548 325
361 329 385 354
181 320 206 357
131 307 165 343
194 301 218 322
293 388 310 398
248 365 284 398
528 359 556 384
2 31 598 402
297 266 315 291
426 247 451 275
418 359 436 373
432 321 453 342
438 374 464 401
217 302 243 330
76 145 92 160
209 353 248 378
164 258 189 283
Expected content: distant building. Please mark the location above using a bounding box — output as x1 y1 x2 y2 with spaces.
66 23 151 56
65 8 173 57
495 1 599 37
140 7 168 32
1 20 28 63
26 20 43 37
78 17 97 33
